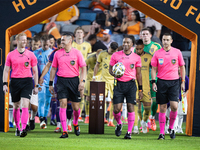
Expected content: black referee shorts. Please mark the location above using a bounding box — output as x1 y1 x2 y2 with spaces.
156 78 180 104
113 79 137 105
56 76 81 102
10 78 33 102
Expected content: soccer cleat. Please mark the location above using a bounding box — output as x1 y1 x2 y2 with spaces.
15 128 20 136
107 121 115 127
84 116 89 124
140 127 149 133
157 134 165 140
104 118 108 124
30 119 35 130
60 131 68 138
54 127 61 133
124 132 131 139
139 126 142 130
9 122 14 128
141 120 147 134
176 127 183 134
115 124 123 137
78 117 84 122
168 129 176 139
68 125 72 132
25 124 30 132
20 129 27 137
150 119 156 131
40 120 46 129
132 126 139 134
50 120 57 126
74 124 80 136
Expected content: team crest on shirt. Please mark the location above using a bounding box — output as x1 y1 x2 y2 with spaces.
158 58 164 65
150 48 155 53
24 62 29 67
171 59 176 65
144 58 148 62
83 47 86 50
130 64 134 69
38 87 42 92
70 60 75 65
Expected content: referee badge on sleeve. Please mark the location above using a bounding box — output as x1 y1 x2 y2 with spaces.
70 60 75 66
24 62 29 67
171 59 176 65
158 58 164 65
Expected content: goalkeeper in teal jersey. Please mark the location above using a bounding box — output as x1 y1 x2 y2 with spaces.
141 28 161 131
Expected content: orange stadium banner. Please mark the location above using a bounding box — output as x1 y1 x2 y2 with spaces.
0 0 199 136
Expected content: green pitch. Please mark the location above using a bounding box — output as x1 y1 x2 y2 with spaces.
0 120 199 150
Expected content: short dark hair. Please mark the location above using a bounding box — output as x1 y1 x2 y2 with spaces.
49 34 55 40
88 34 97 41
141 27 152 34
41 34 49 42
147 26 156 36
110 42 118 50
32 35 40 42
124 35 135 45
163 32 173 39
62 32 74 38
56 38 61 45
136 39 143 45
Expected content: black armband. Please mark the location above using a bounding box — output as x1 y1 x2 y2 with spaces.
151 80 156 84
139 85 142 91
3 82 8 86
49 81 53 86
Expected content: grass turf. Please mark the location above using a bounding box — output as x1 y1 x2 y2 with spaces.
0 120 200 150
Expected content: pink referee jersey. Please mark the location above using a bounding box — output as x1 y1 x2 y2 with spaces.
52 48 86 77
151 47 185 80
110 50 142 82
5 49 37 78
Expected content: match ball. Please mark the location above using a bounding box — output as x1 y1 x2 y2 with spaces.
112 62 125 76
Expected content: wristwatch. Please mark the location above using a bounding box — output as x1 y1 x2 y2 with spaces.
81 79 85 83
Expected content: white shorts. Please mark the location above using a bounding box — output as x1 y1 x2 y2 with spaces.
30 91 38 106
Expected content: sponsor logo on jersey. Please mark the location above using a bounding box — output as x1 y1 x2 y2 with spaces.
24 62 29 67
70 60 75 65
159 58 164 65
130 64 134 69
171 59 176 65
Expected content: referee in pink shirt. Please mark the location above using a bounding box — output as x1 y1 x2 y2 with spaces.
3 33 38 137
49 32 87 138
151 33 185 140
109 35 143 139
